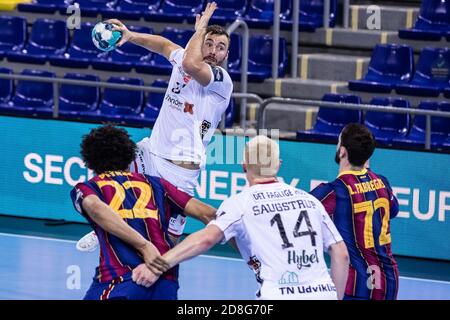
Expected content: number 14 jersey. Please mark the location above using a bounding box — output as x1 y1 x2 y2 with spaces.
209 181 343 300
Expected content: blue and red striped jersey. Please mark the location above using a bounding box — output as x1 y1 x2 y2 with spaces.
311 168 400 300
70 171 192 283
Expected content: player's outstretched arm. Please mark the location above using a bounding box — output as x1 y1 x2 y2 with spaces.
81 195 169 273
328 241 349 300
183 198 217 224
164 225 223 268
182 2 218 86
107 19 181 60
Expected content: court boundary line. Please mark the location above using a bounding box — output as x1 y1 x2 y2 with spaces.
1 232 449 285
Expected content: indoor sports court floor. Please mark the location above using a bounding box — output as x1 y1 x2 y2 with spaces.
0 215 449 300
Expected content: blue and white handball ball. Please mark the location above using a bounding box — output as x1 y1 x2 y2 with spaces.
91 22 122 52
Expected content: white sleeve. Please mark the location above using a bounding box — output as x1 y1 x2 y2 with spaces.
206 67 233 105
208 197 243 244
169 48 184 66
319 203 343 252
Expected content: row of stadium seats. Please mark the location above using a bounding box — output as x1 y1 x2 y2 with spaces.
349 44 450 98
17 0 337 30
297 93 450 150
0 16 287 82
399 0 450 41
0 68 235 127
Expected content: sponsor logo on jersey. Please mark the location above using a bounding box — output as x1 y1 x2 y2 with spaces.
183 102 194 114
165 94 184 111
178 66 192 84
278 271 299 286
247 255 263 284
278 284 336 296
200 120 211 139
287 249 319 270
212 66 223 82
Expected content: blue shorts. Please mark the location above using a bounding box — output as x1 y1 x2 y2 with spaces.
84 273 179 300
343 294 368 300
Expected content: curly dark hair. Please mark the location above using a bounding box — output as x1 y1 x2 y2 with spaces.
340 123 376 167
80 124 136 174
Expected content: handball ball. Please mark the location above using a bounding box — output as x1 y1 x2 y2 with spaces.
91 22 122 52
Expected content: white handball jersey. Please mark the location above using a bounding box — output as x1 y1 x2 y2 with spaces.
210 181 343 300
148 48 233 168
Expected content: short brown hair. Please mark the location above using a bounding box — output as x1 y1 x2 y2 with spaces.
206 25 230 43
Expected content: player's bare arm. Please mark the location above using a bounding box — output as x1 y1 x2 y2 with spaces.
81 194 169 274
107 19 181 60
133 225 224 286
328 241 349 300
182 2 218 86
183 198 217 225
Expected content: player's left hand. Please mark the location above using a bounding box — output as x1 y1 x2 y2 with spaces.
132 263 159 288
195 2 217 32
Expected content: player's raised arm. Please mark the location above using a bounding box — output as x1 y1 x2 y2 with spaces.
107 19 181 60
182 2 219 86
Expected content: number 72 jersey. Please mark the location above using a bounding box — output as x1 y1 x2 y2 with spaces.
310 168 400 300
209 181 343 300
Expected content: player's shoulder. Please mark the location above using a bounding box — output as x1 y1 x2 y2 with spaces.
309 180 339 199
210 65 232 84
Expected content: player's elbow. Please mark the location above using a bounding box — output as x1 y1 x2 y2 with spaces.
182 58 201 76
330 241 349 265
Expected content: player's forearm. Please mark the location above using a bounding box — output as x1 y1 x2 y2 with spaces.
84 197 148 251
163 230 215 268
184 199 217 225
182 29 206 72
329 242 349 300
129 32 169 56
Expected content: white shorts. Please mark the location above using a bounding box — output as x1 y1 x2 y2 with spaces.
130 139 200 235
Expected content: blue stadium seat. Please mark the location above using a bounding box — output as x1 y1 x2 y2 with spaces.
445 86 450 98
364 97 411 145
443 136 450 150
60 0 117 17
4 69 55 116
127 79 167 126
0 16 27 58
396 47 450 97
230 35 287 82
281 0 338 31
102 0 160 20
399 0 450 41
92 26 153 72
348 44 414 93
224 98 235 128
18 0 72 14
209 0 248 24
49 22 103 68
84 77 144 123
243 0 292 29
0 68 13 108
145 0 203 23
7 19 68 65
392 101 450 149
228 34 242 81
57 73 100 119
135 28 193 75
296 93 362 142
